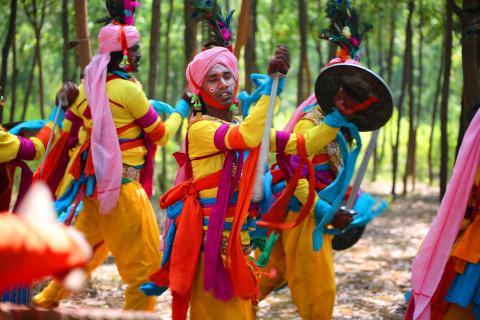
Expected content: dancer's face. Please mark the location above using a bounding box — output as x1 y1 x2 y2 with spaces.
201 64 236 107
128 44 141 73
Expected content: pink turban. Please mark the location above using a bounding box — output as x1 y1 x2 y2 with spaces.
185 47 238 95
83 23 139 214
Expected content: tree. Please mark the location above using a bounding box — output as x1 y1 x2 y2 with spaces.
184 0 198 65
148 0 161 98
428 47 444 185
244 0 258 92
440 0 454 199
73 0 92 71
62 0 69 82
297 0 312 105
22 0 49 119
0 0 17 123
235 0 252 59
392 0 414 196
454 0 480 156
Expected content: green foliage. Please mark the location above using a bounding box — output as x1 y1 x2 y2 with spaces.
0 0 468 191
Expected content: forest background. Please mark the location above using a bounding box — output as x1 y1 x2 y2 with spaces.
1 0 479 200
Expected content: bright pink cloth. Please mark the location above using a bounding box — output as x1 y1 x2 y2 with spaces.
283 93 317 133
411 109 480 320
185 47 238 95
83 23 139 214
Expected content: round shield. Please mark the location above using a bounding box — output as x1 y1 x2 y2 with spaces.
332 225 366 251
315 63 393 132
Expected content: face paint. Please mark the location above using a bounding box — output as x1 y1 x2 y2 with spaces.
201 64 237 107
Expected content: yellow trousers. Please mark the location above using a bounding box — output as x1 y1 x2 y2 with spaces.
189 254 254 320
259 212 335 320
33 182 161 311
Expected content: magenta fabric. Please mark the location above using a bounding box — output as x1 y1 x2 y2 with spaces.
275 130 294 180
122 0 140 25
203 150 245 301
140 135 154 197
136 106 158 128
16 136 36 161
83 23 139 214
185 47 238 95
11 160 33 212
411 110 480 320
275 130 290 154
214 124 229 151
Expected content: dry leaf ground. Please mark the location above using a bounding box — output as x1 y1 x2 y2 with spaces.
51 182 438 319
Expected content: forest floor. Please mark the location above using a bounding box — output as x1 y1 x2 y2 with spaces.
50 182 439 319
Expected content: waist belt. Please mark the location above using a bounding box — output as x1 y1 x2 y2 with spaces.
122 165 141 182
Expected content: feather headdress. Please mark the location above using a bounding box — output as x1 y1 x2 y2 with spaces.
320 0 372 60
97 0 140 26
192 0 235 51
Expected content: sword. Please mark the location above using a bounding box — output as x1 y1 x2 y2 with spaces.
39 85 67 178
341 129 380 214
252 72 284 202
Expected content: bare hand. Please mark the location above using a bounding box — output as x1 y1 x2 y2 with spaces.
334 87 379 116
268 45 290 75
56 81 79 110
331 208 354 230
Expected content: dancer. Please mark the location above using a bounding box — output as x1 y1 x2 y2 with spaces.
33 3 189 311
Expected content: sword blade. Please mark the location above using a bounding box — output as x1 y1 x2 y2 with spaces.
252 73 282 202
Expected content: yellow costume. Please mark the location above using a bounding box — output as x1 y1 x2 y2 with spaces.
33 76 183 311
148 96 339 319
259 106 338 319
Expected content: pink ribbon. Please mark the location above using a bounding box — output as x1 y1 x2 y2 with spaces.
83 23 139 214
411 109 480 320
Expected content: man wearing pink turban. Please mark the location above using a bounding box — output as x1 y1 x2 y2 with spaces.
142 45 348 319
33 22 189 311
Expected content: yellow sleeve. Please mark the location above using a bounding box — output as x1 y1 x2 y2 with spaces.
188 95 277 156
269 122 339 156
120 80 182 146
0 130 21 162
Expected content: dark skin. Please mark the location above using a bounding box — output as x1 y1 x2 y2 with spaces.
0 86 5 108
330 87 372 230
331 207 354 230
109 44 142 73
334 86 372 116
55 81 79 110
200 45 290 122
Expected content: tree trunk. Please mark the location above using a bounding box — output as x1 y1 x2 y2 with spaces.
234 0 251 58
392 0 414 196
403 1 417 195
62 0 69 82
184 0 198 65
440 0 454 199
160 0 174 194
428 47 444 185
244 0 258 92
297 0 311 105
9 37 18 122
21 52 39 121
0 0 17 123
380 4 396 165
454 0 480 156
34 29 45 118
73 0 92 71
386 4 397 85
411 0 425 191
328 42 337 60
148 0 161 98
